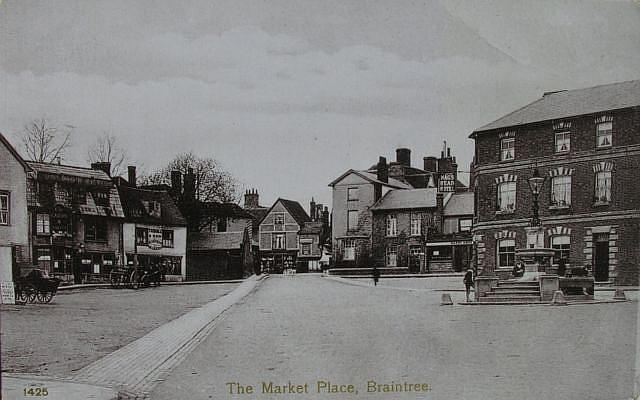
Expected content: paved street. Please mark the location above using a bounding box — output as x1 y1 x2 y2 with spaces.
151 275 638 400
0 283 238 377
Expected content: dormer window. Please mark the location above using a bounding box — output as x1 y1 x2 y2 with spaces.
143 200 161 218
93 191 110 207
500 137 515 161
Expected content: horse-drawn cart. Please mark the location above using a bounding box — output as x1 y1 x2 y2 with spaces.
15 268 61 304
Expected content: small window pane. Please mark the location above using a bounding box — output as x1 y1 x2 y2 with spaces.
500 138 515 160
555 132 570 152
596 122 612 148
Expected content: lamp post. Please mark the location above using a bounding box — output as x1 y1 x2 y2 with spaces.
527 168 546 227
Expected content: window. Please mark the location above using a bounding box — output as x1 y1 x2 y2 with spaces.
93 191 110 207
497 182 516 212
500 137 515 161
386 246 398 267
85 218 107 241
497 239 515 268
410 213 421 236
37 248 51 261
386 214 397 237
459 219 472 232
551 235 570 263
343 239 355 260
36 214 50 234
136 228 148 245
347 187 359 201
595 171 611 203
555 132 570 153
301 243 311 255
217 218 227 232
0 192 9 225
551 176 571 206
409 245 422 257
73 189 86 205
347 210 359 231
162 230 174 248
273 233 285 250
274 213 285 230
596 121 612 148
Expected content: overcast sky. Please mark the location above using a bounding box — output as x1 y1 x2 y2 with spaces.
2 0 639 209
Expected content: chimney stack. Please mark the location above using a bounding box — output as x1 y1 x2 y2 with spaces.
244 189 259 209
91 162 112 177
396 148 411 167
310 197 317 221
376 156 388 183
423 156 437 172
127 166 137 187
171 170 182 197
183 167 196 201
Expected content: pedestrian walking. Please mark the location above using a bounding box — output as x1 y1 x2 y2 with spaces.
372 266 380 286
463 268 474 302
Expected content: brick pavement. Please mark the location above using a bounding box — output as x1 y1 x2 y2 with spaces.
1 275 266 400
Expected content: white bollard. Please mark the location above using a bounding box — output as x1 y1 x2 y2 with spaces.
551 290 567 305
613 289 627 301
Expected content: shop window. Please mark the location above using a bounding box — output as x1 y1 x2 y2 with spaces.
551 235 570 264
386 214 397 237
85 218 108 242
0 192 9 225
386 246 398 267
596 121 612 148
136 227 149 245
500 137 515 161
162 230 174 248
497 182 516 212
594 171 611 203
497 239 515 268
347 210 359 231
343 239 355 260
36 214 50 235
551 175 571 206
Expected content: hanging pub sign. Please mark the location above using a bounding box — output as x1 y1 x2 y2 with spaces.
438 173 456 192
148 228 163 250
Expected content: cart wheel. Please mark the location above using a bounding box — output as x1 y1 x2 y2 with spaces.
110 272 122 288
37 291 53 303
25 285 37 303
16 288 28 303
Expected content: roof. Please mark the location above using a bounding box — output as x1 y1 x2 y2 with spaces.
245 207 269 223
299 221 323 235
473 80 640 134
371 188 439 211
188 231 246 250
118 186 186 226
27 161 112 182
0 132 31 172
259 198 310 226
199 202 253 219
328 169 413 189
443 192 474 216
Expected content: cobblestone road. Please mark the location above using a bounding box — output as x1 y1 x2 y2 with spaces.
0 283 237 377
151 275 638 400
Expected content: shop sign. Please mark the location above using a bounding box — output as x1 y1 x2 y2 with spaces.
438 173 456 193
148 228 163 250
1 281 15 304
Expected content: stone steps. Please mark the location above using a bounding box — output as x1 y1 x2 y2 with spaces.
490 289 540 295
481 295 542 302
479 279 542 303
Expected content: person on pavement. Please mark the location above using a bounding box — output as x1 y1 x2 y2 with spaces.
372 266 380 286
463 269 474 302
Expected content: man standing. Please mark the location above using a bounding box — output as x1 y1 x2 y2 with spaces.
463 268 474 302
372 265 380 286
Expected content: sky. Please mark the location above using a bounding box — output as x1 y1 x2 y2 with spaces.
2 0 639 210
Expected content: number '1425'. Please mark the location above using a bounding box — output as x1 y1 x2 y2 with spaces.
24 387 48 396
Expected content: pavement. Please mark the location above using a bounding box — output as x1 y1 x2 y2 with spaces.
1 275 266 400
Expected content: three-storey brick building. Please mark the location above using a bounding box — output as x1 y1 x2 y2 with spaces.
470 80 640 283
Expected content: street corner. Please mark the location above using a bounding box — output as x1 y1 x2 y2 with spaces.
1 374 118 400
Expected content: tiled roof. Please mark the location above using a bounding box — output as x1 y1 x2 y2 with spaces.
118 186 186 226
199 202 253 219
245 207 269 223
443 192 474 216
473 80 640 134
299 221 323 235
328 169 413 189
371 188 439 211
27 161 112 181
279 199 311 225
188 231 245 250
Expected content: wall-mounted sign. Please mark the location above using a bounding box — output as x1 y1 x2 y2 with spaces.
438 173 456 193
1 282 15 304
148 228 163 250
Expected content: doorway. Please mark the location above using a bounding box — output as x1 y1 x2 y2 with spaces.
593 234 610 282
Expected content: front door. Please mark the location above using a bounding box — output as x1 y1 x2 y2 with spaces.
593 236 610 282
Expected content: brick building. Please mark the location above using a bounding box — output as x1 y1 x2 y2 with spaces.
329 147 466 268
470 80 640 284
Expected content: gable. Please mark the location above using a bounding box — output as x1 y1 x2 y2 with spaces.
334 171 371 186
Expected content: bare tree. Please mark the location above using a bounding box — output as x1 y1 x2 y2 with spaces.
139 152 240 203
21 118 73 162
87 132 127 176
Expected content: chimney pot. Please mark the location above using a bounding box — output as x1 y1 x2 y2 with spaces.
396 148 411 167
128 166 137 187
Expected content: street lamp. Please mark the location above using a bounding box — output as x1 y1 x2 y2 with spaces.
527 168 545 227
